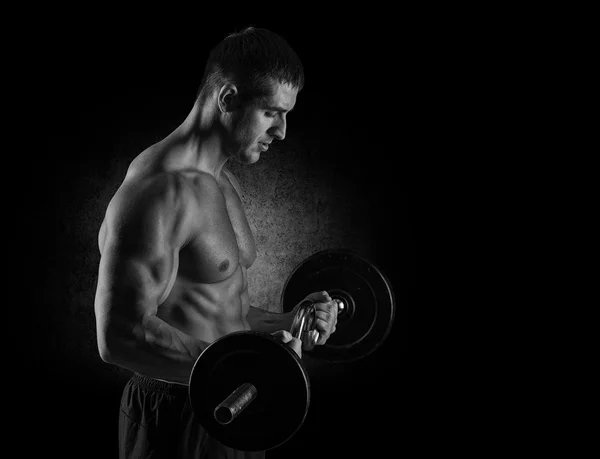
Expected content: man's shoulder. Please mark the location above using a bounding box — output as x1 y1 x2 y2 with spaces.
110 167 233 225
104 172 195 226
99 171 202 251
120 170 195 204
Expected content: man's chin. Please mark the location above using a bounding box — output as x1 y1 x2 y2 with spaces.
240 151 261 165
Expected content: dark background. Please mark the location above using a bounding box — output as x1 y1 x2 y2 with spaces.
19 15 417 458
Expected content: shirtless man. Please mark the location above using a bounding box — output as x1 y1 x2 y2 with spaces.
93 27 338 458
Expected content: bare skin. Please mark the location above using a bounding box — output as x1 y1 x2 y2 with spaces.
94 81 338 385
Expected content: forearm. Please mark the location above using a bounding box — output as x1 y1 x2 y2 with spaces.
247 306 294 334
100 314 209 385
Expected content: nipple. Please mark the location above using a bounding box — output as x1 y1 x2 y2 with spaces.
219 260 230 273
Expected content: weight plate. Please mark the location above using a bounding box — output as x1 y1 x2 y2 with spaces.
189 331 310 452
282 249 395 363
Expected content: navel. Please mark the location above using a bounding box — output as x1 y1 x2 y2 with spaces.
219 259 230 273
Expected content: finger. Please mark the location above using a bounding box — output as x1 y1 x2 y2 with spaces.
330 300 339 311
314 301 338 314
271 330 292 343
315 311 329 321
314 318 332 334
288 337 302 357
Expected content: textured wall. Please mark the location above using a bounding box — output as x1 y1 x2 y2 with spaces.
228 136 375 313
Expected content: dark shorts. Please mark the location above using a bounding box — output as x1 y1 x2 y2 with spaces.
119 373 266 459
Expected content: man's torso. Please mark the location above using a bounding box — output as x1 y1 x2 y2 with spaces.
99 145 257 344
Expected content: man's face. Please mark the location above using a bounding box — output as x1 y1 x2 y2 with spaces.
227 82 298 164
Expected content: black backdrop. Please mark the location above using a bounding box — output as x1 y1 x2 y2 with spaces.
19 16 416 458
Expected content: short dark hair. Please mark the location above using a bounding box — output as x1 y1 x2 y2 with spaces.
197 26 304 101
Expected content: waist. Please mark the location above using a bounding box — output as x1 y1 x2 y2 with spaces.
131 372 190 396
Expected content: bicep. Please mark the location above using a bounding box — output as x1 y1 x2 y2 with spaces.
96 241 175 321
95 178 192 326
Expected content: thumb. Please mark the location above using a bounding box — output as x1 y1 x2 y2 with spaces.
271 330 293 343
287 337 302 358
305 291 331 303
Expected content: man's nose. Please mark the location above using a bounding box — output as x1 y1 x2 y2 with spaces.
269 117 287 141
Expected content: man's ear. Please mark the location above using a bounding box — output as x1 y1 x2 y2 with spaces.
218 84 240 113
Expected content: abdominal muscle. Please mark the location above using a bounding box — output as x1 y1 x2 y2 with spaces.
156 262 251 346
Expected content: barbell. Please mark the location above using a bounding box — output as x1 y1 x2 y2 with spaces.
188 249 396 452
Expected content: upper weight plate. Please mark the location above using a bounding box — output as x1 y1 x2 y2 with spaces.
189 331 310 452
281 249 395 363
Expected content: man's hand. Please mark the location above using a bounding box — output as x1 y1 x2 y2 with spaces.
292 291 338 348
271 330 303 358
309 291 338 345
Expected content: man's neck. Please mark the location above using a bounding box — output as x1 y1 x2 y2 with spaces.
164 97 231 180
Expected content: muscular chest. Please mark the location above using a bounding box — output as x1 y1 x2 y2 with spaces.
178 171 256 283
